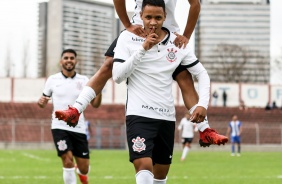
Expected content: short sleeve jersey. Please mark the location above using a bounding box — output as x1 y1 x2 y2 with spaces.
178 118 195 138
114 28 198 121
132 0 180 33
43 72 89 134
229 121 242 137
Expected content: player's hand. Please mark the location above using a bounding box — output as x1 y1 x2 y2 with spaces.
190 106 207 123
127 24 146 38
38 96 51 107
173 33 189 49
143 27 158 50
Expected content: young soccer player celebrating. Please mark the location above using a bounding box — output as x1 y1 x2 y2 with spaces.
112 0 222 183
55 0 228 148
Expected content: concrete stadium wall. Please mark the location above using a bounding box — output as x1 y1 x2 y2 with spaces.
0 77 282 107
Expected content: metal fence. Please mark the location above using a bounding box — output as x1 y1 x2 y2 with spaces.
0 119 282 149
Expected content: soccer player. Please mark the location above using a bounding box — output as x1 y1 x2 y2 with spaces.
55 0 228 147
226 115 243 156
111 0 213 183
38 49 102 184
178 112 197 161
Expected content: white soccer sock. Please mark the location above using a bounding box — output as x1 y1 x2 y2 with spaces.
63 167 77 184
181 146 189 160
153 177 167 184
136 170 154 184
189 105 210 132
73 86 96 113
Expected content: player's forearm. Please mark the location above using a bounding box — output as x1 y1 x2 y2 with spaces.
187 64 210 109
112 47 146 83
113 0 131 28
196 70 210 109
183 0 201 39
37 101 46 108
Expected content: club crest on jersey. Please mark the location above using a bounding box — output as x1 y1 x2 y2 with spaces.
166 48 177 63
76 82 83 90
132 136 146 152
57 140 67 151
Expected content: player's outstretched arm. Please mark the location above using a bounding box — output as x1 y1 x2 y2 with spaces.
183 0 201 40
174 0 200 49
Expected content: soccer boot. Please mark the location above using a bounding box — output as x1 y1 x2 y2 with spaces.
55 106 80 127
78 174 88 184
199 128 228 147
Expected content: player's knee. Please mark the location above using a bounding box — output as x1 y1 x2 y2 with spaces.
62 159 75 168
78 166 89 175
153 164 169 179
154 172 168 180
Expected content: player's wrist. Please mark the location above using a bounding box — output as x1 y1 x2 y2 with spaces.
124 22 132 29
196 103 208 110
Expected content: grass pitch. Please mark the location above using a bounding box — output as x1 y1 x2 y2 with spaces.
0 149 281 184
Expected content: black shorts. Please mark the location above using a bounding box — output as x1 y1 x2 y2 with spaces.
126 115 175 165
51 129 90 159
182 137 193 144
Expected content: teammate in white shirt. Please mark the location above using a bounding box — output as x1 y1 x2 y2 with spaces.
226 115 243 156
55 0 228 148
111 1 211 183
178 112 197 161
38 49 102 184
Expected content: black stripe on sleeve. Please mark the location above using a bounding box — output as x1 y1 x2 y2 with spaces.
113 58 125 63
172 60 200 80
184 60 199 68
43 93 51 97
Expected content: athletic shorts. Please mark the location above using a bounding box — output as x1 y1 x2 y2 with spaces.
231 136 241 144
51 129 90 159
104 36 187 80
126 115 175 165
182 137 193 144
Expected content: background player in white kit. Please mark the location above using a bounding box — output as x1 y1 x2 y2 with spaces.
178 112 197 161
112 0 212 183
226 115 243 156
55 0 228 148
38 49 102 184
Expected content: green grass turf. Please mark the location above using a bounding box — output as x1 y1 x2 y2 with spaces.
0 149 281 184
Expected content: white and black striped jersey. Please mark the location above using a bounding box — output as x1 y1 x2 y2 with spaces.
229 121 242 137
43 72 89 134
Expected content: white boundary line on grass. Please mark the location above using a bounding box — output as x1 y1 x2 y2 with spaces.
21 152 50 161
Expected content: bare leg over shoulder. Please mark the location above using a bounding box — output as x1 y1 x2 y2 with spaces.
74 56 113 113
55 56 113 124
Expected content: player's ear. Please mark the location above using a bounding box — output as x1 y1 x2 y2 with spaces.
59 59 63 66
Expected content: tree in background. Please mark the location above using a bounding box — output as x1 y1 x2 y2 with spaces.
211 43 269 83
